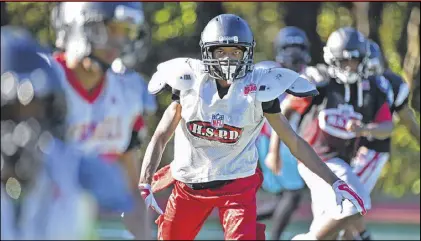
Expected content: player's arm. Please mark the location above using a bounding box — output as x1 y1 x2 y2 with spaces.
264 65 327 164
138 102 182 185
397 105 420 144
260 98 283 174
351 75 394 140
265 112 338 185
266 111 367 215
347 102 394 141
265 95 313 168
119 115 147 190
139 58 194 185
364 77 395 139
393 82 420 143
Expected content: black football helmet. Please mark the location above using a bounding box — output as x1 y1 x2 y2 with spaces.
50 2 146 69
323 27 369 84
364 40 385 77
200 14 255 84
1 26 67 184
274 26 311 73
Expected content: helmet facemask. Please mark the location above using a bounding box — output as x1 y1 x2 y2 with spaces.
324 47 368 84
201 42 254 84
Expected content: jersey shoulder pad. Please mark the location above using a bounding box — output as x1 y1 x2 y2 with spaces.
302 64 330 87
148 58 200 95
382 70 410 107
255 67 318 102
371 75 394 106
383 69 405 87
373 75 391 94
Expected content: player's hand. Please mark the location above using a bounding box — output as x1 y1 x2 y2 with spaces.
346 120 368 137
332 180 367 216
264 151 282 175
138 183 163 215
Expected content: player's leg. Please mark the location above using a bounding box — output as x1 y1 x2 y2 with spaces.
117 149 153 240
297 158 371 240
156 181 214 240
270 189 303 240
121 193 151 240
352 148 389 195
216 170 266 240
344 148 390 240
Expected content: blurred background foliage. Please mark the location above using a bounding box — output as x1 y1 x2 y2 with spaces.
2 2 419 198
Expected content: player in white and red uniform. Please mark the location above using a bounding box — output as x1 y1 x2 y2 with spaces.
137 14 367 240
281 28 394 240
1 26 133 240
49 2 154 238
341 40 420 240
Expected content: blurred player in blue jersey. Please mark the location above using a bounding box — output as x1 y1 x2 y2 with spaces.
1 25 133 240
50 2 156 239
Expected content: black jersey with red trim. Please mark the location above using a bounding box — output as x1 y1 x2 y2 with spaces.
284 66 392 163
359 69 410 153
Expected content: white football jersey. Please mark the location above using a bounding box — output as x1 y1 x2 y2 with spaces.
167 59 269 183
51 54 146 158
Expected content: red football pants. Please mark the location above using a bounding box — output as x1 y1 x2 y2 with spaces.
155 168 266 240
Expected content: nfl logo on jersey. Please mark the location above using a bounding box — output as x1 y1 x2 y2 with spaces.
211 114 225 129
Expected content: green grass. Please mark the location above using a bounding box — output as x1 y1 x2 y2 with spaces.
97 219 420 240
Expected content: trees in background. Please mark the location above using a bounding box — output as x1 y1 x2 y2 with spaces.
3 2 419 198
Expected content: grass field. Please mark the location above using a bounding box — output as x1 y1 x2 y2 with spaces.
96 189 420 240
97 218 421 240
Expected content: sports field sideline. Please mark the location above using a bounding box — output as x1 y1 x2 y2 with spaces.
97 190 420 240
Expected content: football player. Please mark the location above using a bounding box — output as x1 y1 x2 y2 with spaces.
1 25 133 240
277 27 394 240
49 2 152 239
341 40 420 240
138 15 367 240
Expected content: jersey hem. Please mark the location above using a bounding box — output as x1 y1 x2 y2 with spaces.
170 166 256 184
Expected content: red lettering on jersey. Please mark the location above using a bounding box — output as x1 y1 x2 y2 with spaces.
187 121 243 144
68 117 122 141
318 106 363 140
325 114 359 131
244 84 257 95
